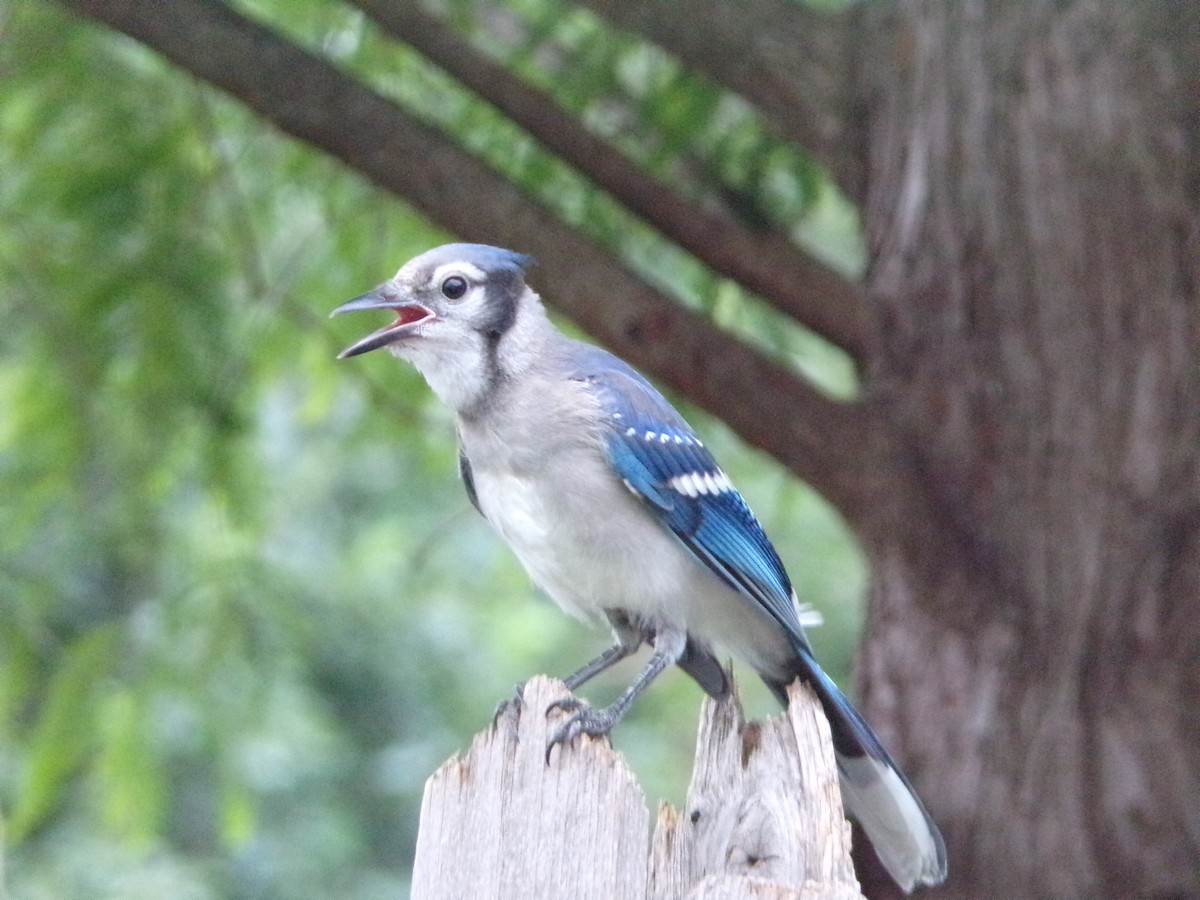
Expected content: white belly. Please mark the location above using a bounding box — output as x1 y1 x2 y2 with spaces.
472 461 795 676
473 465 684 624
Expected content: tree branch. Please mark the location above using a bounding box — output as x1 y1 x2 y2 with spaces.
60 0 883 524
351 0 872 362
576 0 865 201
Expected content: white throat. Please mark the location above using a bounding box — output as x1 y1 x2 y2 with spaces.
392 288 554 416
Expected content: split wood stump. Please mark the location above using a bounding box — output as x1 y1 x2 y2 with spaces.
412 675 864 900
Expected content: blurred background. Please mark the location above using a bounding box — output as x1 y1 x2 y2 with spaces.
0 2 868 896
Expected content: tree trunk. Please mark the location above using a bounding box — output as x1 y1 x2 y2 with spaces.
854 3 1200 897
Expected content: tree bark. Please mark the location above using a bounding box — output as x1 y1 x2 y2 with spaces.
854 3 1200 897
350 0 872 360
577 0 862 197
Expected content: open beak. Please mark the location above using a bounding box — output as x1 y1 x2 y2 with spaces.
330 286 435 359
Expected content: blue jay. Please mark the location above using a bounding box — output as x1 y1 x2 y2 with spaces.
332 243 947 892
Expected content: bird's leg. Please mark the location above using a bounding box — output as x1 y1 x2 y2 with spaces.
562 611 648 692
562 644 635 691
545 628 685 762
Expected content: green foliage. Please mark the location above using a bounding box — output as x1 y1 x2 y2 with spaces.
0 0 866 896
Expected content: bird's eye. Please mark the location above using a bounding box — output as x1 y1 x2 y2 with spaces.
440 275 468 300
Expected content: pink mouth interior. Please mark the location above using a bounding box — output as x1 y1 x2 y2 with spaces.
339 303 437 359
392 305 433 328
368 304 433 340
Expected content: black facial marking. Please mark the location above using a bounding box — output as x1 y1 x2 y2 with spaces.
468 272 522 411
481 271 521 345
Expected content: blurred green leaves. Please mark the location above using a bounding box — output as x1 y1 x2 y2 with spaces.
7 625 122 842
0 0 866 896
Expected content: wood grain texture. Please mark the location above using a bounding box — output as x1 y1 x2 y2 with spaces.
412 676 648 899
412 677 860 900
650 681 862 900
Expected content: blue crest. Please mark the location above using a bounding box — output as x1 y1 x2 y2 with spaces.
416 243 534 275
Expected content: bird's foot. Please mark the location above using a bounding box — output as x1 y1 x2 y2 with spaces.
543 697 617 763
490 681 526 728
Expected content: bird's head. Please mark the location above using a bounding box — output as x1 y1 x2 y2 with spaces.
332 243 542 412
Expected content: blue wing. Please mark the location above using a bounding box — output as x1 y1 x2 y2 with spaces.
567 344 809 644
568 347 949 890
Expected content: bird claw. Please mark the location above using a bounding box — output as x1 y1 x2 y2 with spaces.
490 681 526 728
545 695 583 716
543 697 617 764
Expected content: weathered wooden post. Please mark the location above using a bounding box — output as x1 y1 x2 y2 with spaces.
412 676 863 900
